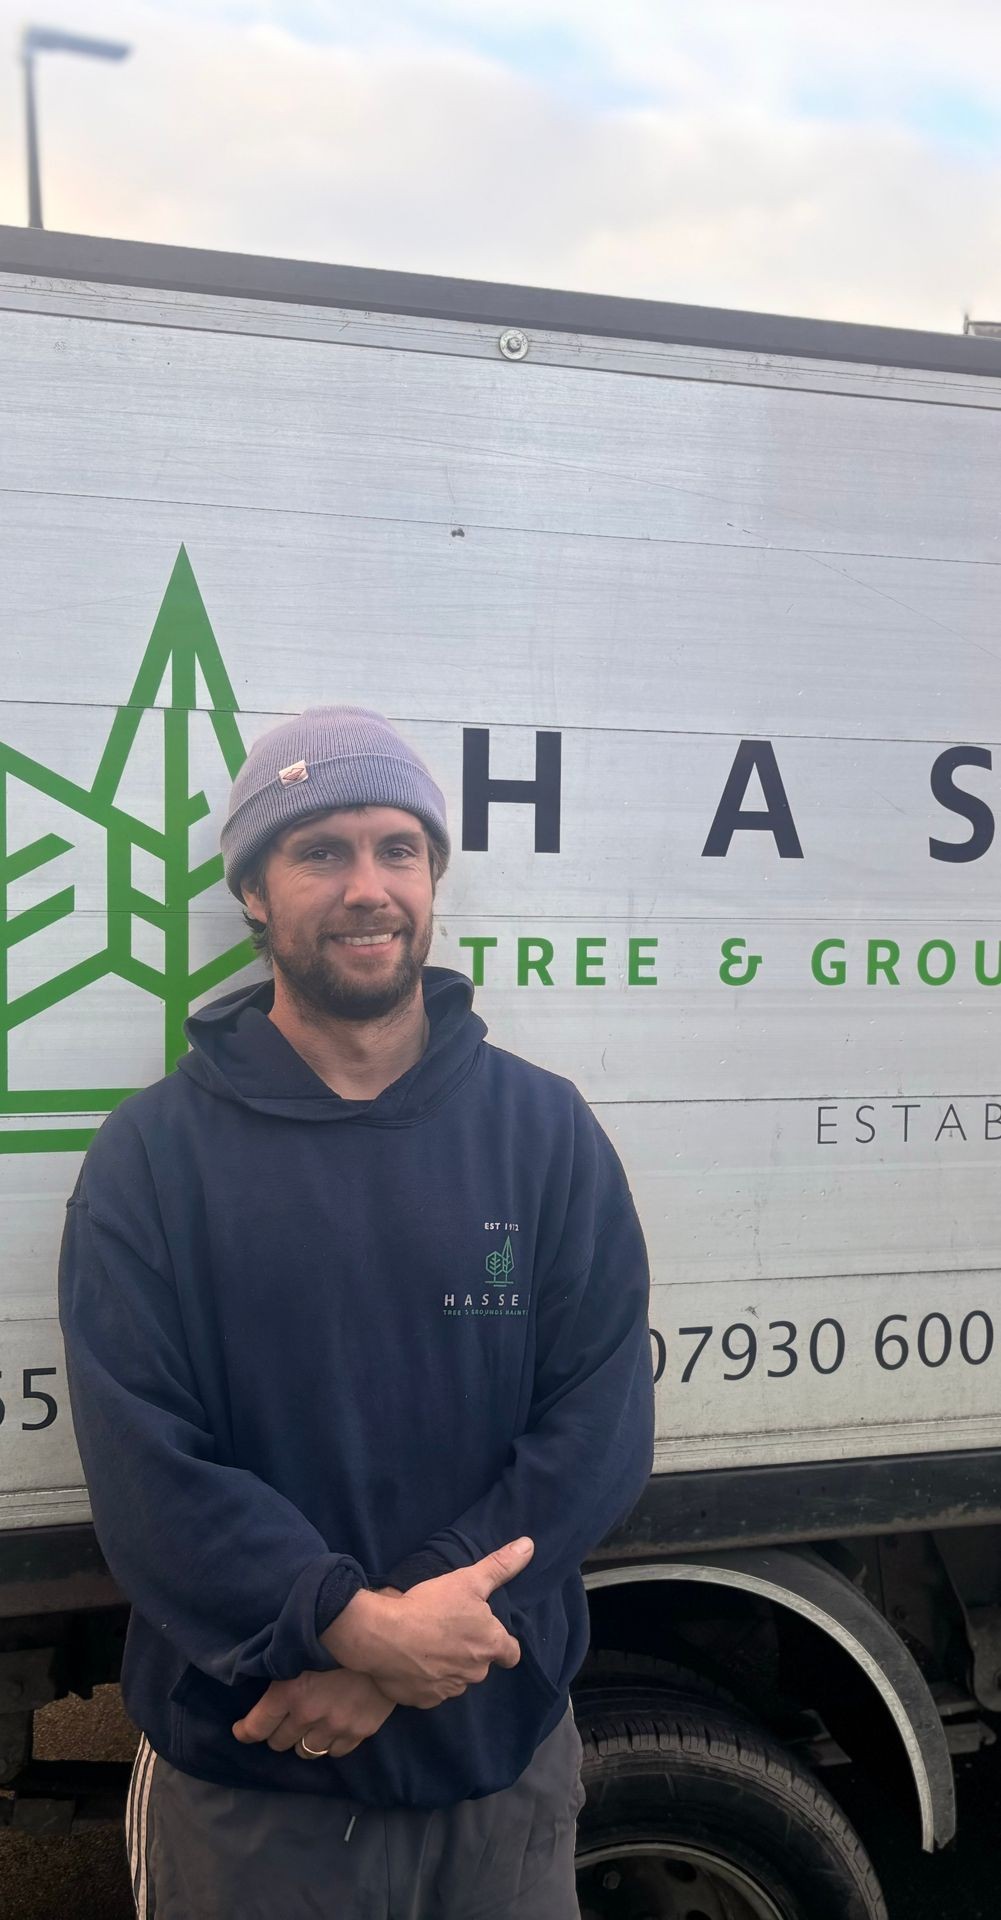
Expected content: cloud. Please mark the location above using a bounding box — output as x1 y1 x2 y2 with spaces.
0 0 999 330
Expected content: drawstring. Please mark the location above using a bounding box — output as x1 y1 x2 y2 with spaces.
344 1813 357 1844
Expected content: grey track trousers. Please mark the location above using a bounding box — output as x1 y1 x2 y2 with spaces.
126 1708 584 1919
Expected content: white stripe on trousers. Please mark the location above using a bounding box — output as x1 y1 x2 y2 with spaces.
126 1733 158 1918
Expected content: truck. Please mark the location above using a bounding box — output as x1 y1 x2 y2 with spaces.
1 222 1000 1919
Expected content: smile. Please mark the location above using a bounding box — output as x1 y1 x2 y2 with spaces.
331 932 399 947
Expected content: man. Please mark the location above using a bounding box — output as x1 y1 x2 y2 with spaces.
59 705 655 1919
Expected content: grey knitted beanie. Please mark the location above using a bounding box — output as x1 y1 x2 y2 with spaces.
221 706 451 897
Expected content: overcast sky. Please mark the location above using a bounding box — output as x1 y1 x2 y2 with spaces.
1 0 1000 330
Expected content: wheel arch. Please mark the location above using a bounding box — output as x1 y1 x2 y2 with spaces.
585 1545 955 1851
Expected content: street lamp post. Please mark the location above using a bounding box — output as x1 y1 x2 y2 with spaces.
20 26 132 230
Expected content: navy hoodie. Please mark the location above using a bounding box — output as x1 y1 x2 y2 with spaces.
58 967 654 1808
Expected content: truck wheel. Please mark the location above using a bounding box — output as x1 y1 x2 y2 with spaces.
574 1650 742 1717
575 1707 887 1920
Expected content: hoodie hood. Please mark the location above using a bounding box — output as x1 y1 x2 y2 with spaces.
177 965 485 1126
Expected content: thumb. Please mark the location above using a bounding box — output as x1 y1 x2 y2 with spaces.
469 1537 535 1598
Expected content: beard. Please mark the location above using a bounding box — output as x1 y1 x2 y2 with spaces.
268 908 434 1023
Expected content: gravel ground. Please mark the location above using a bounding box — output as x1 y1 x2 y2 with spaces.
1 1688 998 1918
0 1687 137 1920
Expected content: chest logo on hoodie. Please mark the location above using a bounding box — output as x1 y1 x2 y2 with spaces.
442 1227 528 1318
485 1234 516 1285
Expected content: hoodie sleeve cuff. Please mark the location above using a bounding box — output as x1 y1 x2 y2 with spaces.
383 1547 459 1590
314 1560 369 1642
264 1556 368 1679
383 1543 513 1632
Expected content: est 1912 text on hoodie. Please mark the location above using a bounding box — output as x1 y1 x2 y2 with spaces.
58 967 655 1808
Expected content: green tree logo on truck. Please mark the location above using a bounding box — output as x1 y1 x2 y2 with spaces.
0 548 251 1154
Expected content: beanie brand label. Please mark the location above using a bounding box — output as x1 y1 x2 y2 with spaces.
279 761 309 785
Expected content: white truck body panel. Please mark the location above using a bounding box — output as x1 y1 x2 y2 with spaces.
1 253 1000 1527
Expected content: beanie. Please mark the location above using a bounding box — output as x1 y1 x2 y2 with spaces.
220 706 451 897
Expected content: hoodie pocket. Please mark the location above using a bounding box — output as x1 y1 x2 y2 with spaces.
168 1665 270 1774
513 1635 561 1718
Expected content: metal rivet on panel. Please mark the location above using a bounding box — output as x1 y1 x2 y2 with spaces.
498 328 529 360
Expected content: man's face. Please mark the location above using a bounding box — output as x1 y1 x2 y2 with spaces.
241 806 436 1022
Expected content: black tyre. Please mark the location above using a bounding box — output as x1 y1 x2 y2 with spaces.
574 1651 744 1719
575 1704 887 1920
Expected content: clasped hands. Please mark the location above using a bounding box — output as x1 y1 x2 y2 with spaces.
232 1535 534 1763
